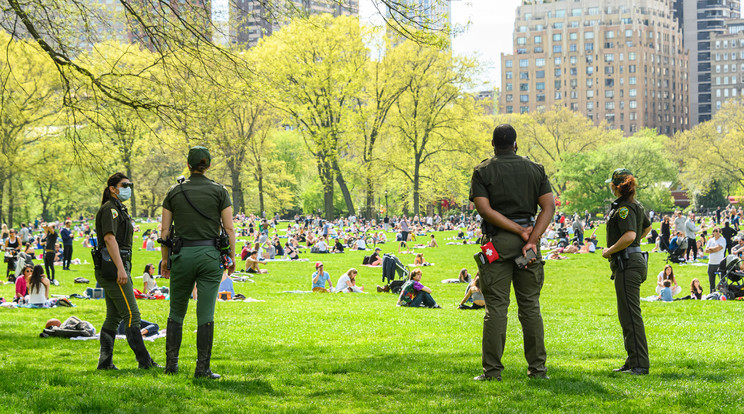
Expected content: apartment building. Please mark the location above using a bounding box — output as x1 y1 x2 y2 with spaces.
500 0 689 136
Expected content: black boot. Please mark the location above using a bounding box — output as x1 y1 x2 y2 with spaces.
97 328 118 370
125 326 160 369
194 322 220 379
165 318 182 375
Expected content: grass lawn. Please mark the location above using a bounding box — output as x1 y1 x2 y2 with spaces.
1 223 742 413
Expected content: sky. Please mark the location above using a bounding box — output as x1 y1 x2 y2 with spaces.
359 0 521 90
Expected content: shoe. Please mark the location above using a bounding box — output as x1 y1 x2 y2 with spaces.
125 326 157 369
377 285 385 293
165 318 183 375
528 373 550 379
52 279 59 286
194 322 221 379
431 304 442 309
97 328 118 370
622 368 649 375
473 374 501 381
612 365 629 372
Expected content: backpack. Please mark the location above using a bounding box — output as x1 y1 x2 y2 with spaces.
362 256 371 265
389 280 406 294
74 277 90 284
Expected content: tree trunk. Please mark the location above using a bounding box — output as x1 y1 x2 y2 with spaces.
333 160 355 217
230 161 245 214
365 173 375 220
126 165 137 217
318 158 335 221
413 157 421 217
0 178 5 225
7 174 13 227
257 160 264 216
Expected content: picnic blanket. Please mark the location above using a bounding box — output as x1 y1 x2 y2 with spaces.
71 331 167 342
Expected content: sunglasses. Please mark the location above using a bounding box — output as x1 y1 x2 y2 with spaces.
120 182 134 189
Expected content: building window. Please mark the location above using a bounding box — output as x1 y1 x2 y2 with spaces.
536 58 545 67
570 44 577 52
605 102 615 110
587 102 594 110
605 79 614 87
520 83 529 91
506 106 513 114
625 29 632 38
555 80 561 89
630 100 637 109
520 71 529 79
585 43 594 52
554 45 562 53
571 8 581 17
506 71 513 79
537 94 546 102
505 83 513 91
569 32 578 40
505 60 513 68
584 31 594 39
555 92 562 99
586 90 594 98
629 65 636 73
555 69 562 77
520 59 529 68
570 68 578 76
520 95 529 102
536 70 545 78
536 82 545 90
517 37 527 45
629 89 637 97
605 54 614 62
520 106 529 114
586 78 593 87
629 77 636 85
534 36 542 44
555 57 562 65
605 90 614 98
506 94 513 102
570 91 578 99
553 34 562 42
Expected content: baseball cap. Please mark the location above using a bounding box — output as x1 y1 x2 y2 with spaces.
187 146 211 168
375 247 381 251
605 168 633 185
315 262 323 268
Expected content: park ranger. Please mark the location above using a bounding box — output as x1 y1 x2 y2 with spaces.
160 146 236 379
602 168 652 375
470 124 555 381
95 172 159 370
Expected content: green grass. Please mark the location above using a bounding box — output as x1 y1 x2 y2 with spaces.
1 223 743 413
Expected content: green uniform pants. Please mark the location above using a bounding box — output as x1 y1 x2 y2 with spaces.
611 252 649 370
480 231 546 377
95 260 140 332
168 246 222 325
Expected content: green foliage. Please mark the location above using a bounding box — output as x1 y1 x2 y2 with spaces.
556 130 677 213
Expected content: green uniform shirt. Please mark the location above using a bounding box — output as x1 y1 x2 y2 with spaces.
95 199 133 250
606 197 651 249
469 151 552 225
162 174 231 241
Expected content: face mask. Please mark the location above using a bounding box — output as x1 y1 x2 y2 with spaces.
118 186 132 201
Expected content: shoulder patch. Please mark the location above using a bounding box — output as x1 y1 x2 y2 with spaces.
111 209 119 220
618 207 629 220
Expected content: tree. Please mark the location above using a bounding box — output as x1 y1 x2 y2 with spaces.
348 33 408 219
0 32 61 225
513 105 622 192
254 14 367 220
556 130 677 213
673 99 744 196
384 41 481 216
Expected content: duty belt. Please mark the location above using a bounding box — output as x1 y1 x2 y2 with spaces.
612 246 641 260
181 239 215 247
624 247 642 254
512 217 535 227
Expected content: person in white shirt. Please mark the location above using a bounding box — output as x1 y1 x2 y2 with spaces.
335 268 364 293
704 227 727 293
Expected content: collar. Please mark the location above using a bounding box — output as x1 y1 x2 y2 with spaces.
494 149 517 158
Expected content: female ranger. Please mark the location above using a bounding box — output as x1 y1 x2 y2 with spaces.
95 173 158 370
602 168 652 375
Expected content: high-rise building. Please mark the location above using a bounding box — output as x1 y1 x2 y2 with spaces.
386 0 452 34
675 0 741 125
710 19 744 116
500 0 689 136
230 0 359 48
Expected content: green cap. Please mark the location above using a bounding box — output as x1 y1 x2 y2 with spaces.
187 146 211 168
606 168 633 184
